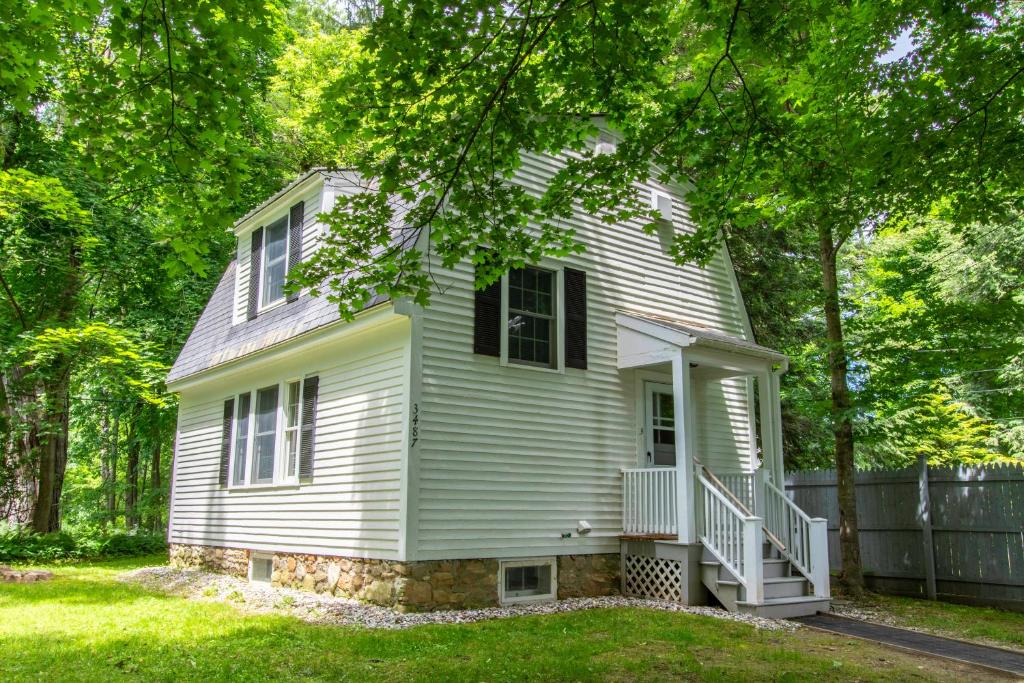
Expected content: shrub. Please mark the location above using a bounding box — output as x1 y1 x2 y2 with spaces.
0 524 166 562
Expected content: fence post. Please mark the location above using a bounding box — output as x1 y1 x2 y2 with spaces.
917 454 937 600
743 516 765 604
809 518 830 598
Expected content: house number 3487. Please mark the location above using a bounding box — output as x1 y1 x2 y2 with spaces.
410 403 419 447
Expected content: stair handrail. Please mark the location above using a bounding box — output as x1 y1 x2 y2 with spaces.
697 473 765 604
762 476 830 597
694 457 786 551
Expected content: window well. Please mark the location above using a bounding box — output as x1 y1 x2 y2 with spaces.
250 555 273 583
499 558 556 604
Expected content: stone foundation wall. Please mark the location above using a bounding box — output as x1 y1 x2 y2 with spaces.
168 544 619 611
169 543 249 577
557 553 620 599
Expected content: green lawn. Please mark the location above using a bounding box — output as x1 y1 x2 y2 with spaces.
0 557 1007 682
844 592 1024 651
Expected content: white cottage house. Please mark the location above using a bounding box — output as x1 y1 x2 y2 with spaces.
166 143 830 617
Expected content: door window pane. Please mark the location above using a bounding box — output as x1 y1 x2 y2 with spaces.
252 385 279 483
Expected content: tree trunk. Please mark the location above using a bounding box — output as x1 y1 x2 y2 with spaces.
100 406 112 528
111 412 120 522
31 374 70 533
125 420 140 530
817 221 864 595
148 441 162 532
0 367 37 526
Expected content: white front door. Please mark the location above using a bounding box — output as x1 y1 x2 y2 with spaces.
644 382 676 467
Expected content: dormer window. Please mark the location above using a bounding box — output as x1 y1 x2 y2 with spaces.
246 200 305 321
261 215 290 307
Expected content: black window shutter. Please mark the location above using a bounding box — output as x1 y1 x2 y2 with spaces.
220 398 234 487
564 267 588 369
247 227 263 320
286 201 304 303
298 376 319 481
473 263 502 357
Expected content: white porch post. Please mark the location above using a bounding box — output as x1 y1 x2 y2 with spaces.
769 370 785 482
673 350 696 543
757 371 778 484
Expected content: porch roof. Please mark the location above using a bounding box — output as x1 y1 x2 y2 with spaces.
615 311 788 372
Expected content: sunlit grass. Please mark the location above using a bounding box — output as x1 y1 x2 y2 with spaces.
0 556 999 682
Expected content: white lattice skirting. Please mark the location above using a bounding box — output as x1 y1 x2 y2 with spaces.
624 554 683 602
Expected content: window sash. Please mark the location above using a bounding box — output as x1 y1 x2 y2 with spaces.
232 393 251 486
260 215 289 308
229 378 305 487
283 380 302 480
507 266 556 367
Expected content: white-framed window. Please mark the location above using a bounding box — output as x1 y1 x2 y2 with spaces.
260 214 290 309
229 377 307 488
498 557 557 604
501 265 564 371
249 553 273 583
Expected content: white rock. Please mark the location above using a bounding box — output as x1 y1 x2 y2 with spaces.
120 566 800 632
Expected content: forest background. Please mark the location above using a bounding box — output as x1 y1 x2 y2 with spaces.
0 0 1020 586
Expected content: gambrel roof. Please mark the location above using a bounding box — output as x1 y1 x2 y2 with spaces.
166 260 389 385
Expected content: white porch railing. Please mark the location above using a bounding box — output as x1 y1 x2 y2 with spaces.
697 473 764 603
622 468 677 536
718 472 755 511
762 477 830 597
621 463 829 603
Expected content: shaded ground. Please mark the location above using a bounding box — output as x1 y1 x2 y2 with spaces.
0 556 1012 682
832 591 1024 652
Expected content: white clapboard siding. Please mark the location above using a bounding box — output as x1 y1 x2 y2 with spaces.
412 150 754 561
169 317 410 559
233 183 323 325
695 377 754 474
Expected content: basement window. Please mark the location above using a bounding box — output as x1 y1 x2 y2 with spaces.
499 558 557 604
250 554 273 583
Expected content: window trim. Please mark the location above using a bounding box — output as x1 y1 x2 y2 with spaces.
499 265 566 373
498 557 558 605
227 376 309 489
256 213 291 312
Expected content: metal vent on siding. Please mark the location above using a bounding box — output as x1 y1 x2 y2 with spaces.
595 133 617 155
652 191 673 223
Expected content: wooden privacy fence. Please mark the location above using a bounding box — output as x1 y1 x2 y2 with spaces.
786 459 1024 610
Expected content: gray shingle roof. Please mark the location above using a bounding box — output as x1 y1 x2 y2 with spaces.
166 260 387 385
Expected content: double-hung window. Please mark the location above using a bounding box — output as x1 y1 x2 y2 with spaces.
472 257 586 371
227 377 314 487
261 215 289 308
507 266 557 368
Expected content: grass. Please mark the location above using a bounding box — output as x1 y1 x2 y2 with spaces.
0 557 1010 682
848 592 1024 651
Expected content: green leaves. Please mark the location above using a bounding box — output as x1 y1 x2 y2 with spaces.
11 323 170 407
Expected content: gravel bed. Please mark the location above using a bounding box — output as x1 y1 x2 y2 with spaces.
828 599 902 626
121 565 798 631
